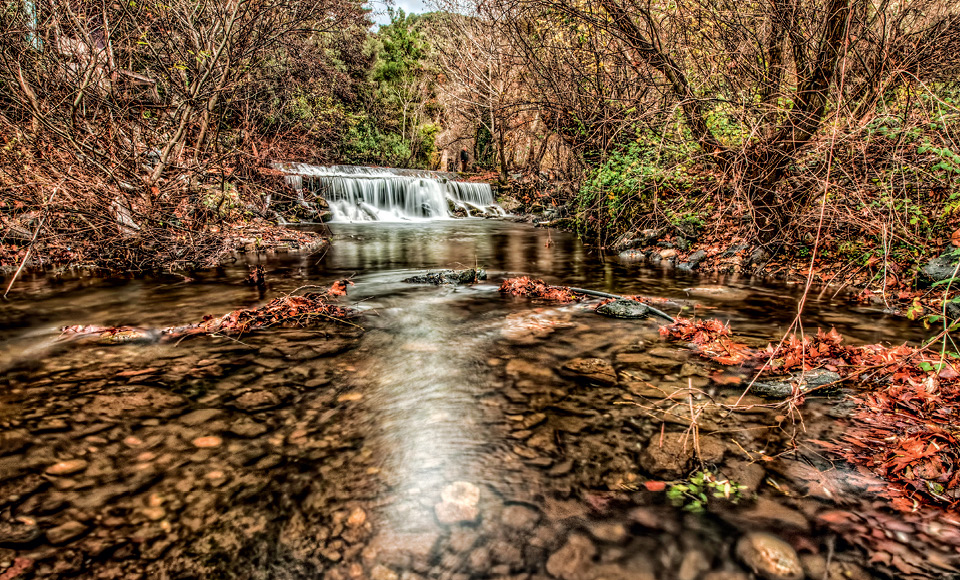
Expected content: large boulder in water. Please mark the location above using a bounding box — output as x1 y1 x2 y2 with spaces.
402 269 486 285
596 299 651 319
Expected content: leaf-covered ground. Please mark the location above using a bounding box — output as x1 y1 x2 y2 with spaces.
659 316 960 510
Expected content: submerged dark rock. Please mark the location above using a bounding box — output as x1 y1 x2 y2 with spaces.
562 357 617 386
45 520 88 546
750 369 841 398
546 534 597 580
640 432 694 478
596 299 651 319
402 268 487 285
0 519 42 548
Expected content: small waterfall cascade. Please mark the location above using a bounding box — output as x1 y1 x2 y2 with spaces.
275 162 505 222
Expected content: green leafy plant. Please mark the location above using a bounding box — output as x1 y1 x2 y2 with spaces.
665 470 744 514
918 141 960 175
575 131 696 238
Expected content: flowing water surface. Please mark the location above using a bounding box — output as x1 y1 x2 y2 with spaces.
0 221 951 580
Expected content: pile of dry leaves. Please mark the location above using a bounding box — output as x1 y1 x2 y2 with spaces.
659 317 755 365
193 280 356 335
816 344 960 510
499 276 584 302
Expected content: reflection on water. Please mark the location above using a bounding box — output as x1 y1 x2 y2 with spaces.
0 221 949 579
359 291 490 532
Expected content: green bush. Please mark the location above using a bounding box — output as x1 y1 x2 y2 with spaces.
575 131 697 237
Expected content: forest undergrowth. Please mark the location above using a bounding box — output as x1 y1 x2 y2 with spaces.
496 84 960 333
0 133 328 279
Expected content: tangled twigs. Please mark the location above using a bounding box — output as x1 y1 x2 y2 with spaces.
58 280 359 345
0 120 328 275
3 187 58 299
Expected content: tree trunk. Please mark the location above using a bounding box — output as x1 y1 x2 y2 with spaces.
745 0 853 241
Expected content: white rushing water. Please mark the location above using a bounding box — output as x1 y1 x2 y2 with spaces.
276 163 505 222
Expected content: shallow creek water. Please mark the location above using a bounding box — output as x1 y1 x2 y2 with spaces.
0 221 955 580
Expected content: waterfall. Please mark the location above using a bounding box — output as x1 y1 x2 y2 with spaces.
275 163 504 222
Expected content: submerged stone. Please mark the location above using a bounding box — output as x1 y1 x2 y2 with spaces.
683 286 750 301
46 520 89 546
750 369 841 398
640 432 693 478
596 299 651 319
735 532 803 580
546 533 596 580
562 358 617 386
0 519 42 548
46 459 89 476
402 268 487 285
501 504 540 532
435 481 481 525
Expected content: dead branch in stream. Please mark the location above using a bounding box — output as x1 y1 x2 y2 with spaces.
58 280 359 344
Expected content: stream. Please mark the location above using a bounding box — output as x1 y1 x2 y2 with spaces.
0 220 954 580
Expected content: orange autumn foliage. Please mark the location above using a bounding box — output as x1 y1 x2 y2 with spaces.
658 317 755 365
60 280 358 342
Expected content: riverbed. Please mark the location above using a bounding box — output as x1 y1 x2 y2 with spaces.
0 221 953 579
